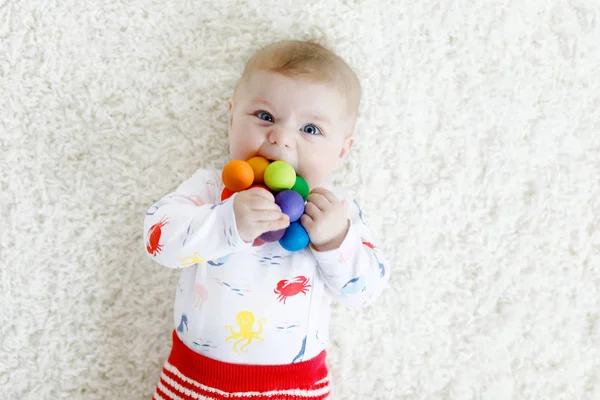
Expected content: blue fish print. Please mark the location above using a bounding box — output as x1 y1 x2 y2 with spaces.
353 200 365 224
181 220 196 246
221 217 235 248
276 323 301 333
192 338 217 353
252 252 292 266
292 336 307 364
214 278 251 296
374 252 386 277
340 276 367 297
177 314 188 336
207 253 231 266
146 200 168 216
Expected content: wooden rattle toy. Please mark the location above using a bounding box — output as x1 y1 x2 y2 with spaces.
221 157 310 252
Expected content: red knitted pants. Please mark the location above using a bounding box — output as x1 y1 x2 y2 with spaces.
152 330 330 400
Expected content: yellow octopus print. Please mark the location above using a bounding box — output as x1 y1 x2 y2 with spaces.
224 311 265 354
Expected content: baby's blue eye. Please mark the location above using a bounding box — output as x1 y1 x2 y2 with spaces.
301 124 321 135
257 111 274 123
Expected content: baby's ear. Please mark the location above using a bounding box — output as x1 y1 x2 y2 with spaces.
339 135 355 159
227 99 234 129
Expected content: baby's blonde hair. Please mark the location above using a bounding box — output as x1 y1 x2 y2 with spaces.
234 40 362 118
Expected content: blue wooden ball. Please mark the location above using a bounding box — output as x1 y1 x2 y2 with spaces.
279 222 310 252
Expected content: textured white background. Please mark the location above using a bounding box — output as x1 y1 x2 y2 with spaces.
1 0 600 399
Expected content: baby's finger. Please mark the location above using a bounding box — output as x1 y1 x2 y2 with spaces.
310 187 338 203
267 215 291 231
300 214 314 230
247 187 275 201
251 210 288 222
305 193 330 211
253 216 289 234
304 202 322 218
249 197 281 212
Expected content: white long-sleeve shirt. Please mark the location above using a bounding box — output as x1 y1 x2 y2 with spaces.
143 167 389 365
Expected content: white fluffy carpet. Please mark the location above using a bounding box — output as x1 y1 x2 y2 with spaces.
2 0 599 398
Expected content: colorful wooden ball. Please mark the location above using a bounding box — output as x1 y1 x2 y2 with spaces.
279 221 310 252
264 161 296 192
259 228 286 242
291 176 310 200
275 190 305 222
221 187 234 201
222 160 254 192
247 156 270 184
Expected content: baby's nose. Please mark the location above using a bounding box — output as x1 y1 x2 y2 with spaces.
268 125 294 148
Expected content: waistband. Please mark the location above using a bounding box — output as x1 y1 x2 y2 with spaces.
154 330 330 400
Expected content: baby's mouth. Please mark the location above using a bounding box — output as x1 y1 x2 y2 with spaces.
256 154 296 170
266 157 289 166
260 155 280 163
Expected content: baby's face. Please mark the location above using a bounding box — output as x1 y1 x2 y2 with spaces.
228 70 354 189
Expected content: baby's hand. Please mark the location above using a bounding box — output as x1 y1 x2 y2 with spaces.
301 187 350 251
233 188 290 243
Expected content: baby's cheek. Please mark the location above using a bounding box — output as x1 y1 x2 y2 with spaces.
229 134 257 160
315 150 336 171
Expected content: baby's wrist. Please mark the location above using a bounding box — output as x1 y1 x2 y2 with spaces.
311 219 350 252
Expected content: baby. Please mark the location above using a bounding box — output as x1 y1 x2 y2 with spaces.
144 40 389 400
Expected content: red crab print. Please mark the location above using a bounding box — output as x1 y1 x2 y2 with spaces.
274 276 311 304
146 216 168 256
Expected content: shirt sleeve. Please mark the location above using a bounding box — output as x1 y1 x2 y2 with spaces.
310 197 389 309
143 168 252 269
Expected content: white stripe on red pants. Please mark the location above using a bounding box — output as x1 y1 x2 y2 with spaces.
153 330 330 400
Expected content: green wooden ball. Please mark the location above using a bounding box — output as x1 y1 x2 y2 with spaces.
291 176 310 200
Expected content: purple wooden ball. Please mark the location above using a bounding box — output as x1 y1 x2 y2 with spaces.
259 228 286 242
275 190 305 222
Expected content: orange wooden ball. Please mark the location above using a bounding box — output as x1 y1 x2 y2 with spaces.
221 187 234 201
247 156 270 184
222 160 254 192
